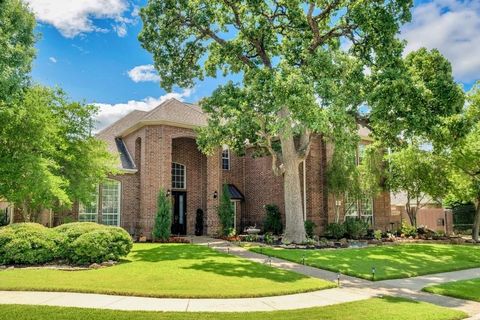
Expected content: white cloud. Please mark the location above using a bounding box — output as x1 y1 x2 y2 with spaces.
401 0 480 83
49 57 57 63
127 65 160 83
93 89 194 131
24 0 136 38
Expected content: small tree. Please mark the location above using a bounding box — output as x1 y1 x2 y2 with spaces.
153 189 172 241
263 204 283 235
218 184 234 236
387 144 448 227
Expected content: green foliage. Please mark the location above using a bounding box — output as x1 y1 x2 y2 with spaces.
218 184 235 236
140 0 413 243
325 223 346 240
54 222 132 264
263 232 274 245
0 223 64 265
304 220 317 239
0 86 117 221
344 219 369 240
373 230 383 241
0 0 36 102
153 190 172 241
450 202 476 226
263 204 283 235
401 221 418 237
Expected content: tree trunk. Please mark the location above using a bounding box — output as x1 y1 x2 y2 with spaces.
473 198 480 242
405 201 416 228
280 134 306 244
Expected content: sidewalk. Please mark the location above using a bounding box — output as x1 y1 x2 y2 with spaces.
0 237 479 315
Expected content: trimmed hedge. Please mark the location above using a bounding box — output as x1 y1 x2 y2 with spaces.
0 223 64 265
54 222 132 264
0 222 132 266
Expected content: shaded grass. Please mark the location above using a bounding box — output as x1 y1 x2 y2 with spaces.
0 297 467 320
250 244 480 281
0 243 332 298
424 278 480 302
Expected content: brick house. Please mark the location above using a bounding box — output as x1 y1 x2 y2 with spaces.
68 98 399 238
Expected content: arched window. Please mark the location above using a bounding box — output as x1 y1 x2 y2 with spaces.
101 179 121 226
172 163 186 189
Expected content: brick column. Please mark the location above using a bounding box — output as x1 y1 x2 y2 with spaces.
205 150 221 236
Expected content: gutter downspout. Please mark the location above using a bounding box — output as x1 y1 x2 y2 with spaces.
303 160 307 221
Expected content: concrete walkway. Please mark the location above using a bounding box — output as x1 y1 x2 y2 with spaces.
0 236 479 316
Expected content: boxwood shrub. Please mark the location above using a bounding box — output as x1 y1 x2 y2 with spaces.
0 223 65 265
0 222 132 266
55 222 132 264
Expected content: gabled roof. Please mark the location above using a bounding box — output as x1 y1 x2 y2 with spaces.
119 99 207 137
96 99 205 171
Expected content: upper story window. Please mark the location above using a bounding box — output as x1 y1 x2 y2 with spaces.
222 148 230 170
172 162 186 189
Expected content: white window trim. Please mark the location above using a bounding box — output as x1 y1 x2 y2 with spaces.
222 148 230 170
172 162 187 190
101 179 121 227
79 186 99 223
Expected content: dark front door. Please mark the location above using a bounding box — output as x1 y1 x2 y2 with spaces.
171 191 187 235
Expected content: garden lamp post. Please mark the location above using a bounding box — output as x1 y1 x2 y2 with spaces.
372 266 376 281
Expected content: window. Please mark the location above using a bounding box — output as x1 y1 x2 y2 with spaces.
101 180 121 226
222 148 230 170
357 143 367 165
344 193 359 219
172 163 186 189
344 193 374 226
360 196 374 225
79 190 98 223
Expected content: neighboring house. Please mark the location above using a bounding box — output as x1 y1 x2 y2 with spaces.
8 98 400 237
391 193 453 234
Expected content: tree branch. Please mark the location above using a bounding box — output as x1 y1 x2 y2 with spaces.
297 129 312 161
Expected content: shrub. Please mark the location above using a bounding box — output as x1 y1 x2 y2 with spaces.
263 204 283 235
373 229 382 241
264 232 274 245
218 184 235 236
304 220 316 239
0 223 64 265
344 219 369 240
401 221 417 237
55 222 132 264
153 189 172 241
325 223 346 239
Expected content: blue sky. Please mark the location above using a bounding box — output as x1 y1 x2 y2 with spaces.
27 0 479 130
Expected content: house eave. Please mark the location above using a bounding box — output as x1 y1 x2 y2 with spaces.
119 120 205 138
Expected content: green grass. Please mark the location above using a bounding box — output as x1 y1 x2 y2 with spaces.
424 278 480 302
0 243 332 298
249 244 480 281
0 297 466 320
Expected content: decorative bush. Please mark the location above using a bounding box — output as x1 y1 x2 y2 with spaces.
263 232 274 245
304 220 317 238
373 229 383 241
263 204 283 235
0 223 64 265
325 222 346 239
218 184 235 236
55 222 132 265
344 219 369 240
401 221 417 237
153 189 172 241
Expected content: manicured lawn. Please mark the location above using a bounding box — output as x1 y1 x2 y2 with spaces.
0 297 466 320
0 243 332 298
250 244 480 281
424 278 480 302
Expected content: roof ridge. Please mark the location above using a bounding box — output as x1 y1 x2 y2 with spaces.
96 109 147 136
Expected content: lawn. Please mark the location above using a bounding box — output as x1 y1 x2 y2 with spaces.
0 243 332 298
0 297 466 320
423 278 480 302
249 244 480 281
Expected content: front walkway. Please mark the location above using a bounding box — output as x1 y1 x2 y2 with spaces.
0 236 479 317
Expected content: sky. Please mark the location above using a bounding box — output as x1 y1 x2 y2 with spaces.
26 0 480 131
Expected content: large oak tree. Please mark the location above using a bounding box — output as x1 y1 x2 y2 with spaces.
139 0 412 243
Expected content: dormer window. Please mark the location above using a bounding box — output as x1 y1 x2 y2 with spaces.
222 148 230 170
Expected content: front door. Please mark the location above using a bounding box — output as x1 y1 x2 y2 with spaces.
171 191 187 235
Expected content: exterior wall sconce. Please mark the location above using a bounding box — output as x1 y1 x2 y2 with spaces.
166 189 171 197
213 191 218 199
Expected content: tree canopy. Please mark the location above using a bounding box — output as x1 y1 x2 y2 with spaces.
0 0 36 102
0 86 117 221
140 0 414 243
